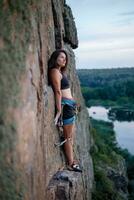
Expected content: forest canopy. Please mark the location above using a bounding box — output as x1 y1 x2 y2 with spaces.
77 68 134 108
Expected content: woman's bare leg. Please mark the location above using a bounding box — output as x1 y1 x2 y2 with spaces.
63 123 75 166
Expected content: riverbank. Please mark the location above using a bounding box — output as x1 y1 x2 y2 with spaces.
77 68 134 111
88 106 134 155
90 118 134 200
85 98 134 111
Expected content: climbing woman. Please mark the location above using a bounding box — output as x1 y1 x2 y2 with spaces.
48 49 82 172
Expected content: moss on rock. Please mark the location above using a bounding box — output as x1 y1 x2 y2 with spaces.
0 0 34 199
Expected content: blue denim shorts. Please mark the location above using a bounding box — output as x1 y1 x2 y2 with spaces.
61 97 77 125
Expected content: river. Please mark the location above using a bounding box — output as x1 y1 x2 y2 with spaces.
88 106 134 155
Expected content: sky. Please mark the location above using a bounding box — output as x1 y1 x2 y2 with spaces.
66 0 134 69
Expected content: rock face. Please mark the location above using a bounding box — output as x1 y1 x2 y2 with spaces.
47 170 84 200
106 158 128 200
63 4 78 49
0 0 93 200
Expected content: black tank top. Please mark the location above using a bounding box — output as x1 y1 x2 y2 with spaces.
61 73 70 90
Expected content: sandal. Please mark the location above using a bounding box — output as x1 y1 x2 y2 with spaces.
67 162 82 173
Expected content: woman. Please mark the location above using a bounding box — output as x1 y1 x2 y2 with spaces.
48 49 82 172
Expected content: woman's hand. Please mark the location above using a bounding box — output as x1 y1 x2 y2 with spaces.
54 111 61 125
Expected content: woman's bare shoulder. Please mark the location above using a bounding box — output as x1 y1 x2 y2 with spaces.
50 68 59 73
50 68 62 78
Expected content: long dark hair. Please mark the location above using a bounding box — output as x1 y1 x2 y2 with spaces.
48 49 68 72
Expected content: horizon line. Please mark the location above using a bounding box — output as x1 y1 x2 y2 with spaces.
76 66 134 70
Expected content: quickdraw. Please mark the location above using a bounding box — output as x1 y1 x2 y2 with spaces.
54 138 71 147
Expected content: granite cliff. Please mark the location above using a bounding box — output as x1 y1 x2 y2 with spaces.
0 0 93 199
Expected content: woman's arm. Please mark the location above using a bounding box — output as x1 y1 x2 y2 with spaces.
50 69 62 124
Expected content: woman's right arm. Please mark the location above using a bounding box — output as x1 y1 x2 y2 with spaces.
50 69 62 124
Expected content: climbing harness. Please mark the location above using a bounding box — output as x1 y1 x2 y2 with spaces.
54 102 81 147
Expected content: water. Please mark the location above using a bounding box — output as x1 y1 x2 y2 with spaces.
88 106 110 122
88 106 134 155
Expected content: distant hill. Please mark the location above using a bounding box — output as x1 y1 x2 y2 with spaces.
77 67 134 87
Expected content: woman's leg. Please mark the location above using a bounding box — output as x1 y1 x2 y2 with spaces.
63 123 75 166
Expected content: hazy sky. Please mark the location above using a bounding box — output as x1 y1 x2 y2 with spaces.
66 0 134 69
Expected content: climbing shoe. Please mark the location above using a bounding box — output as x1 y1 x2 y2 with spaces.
67 163 82 173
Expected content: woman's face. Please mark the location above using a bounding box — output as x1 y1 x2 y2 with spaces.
56 52 66 67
